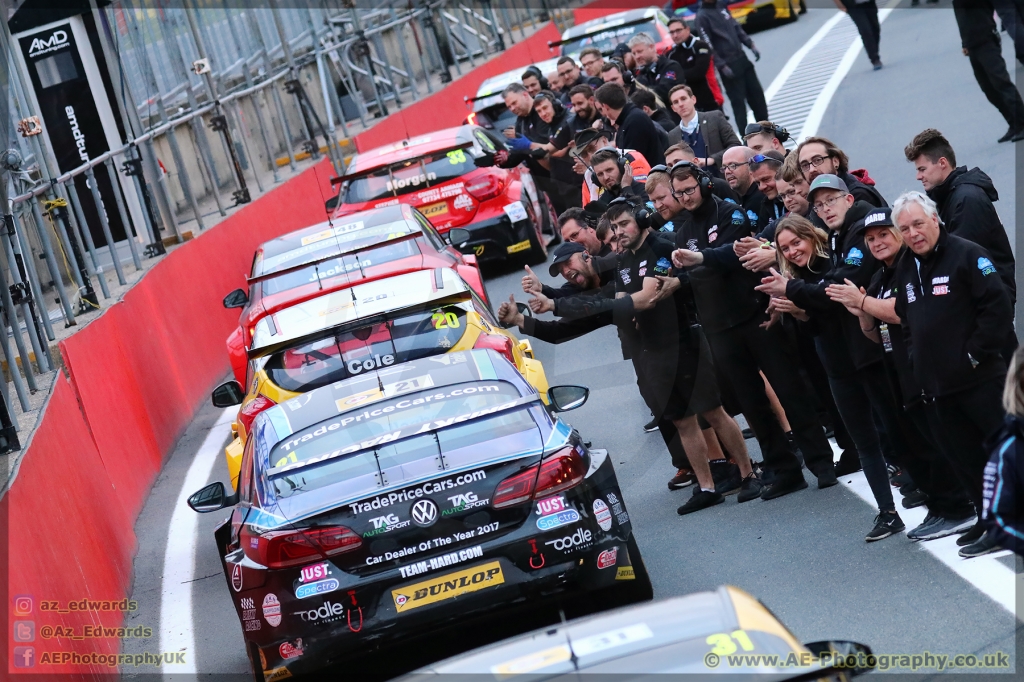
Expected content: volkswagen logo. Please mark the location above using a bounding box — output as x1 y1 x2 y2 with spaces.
411 499 438 527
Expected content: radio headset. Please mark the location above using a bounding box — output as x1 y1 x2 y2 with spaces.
607 196 652 230
669 160 713 194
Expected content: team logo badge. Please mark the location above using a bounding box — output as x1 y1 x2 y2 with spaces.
411 499 439 527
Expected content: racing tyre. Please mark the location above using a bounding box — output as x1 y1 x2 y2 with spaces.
799 0 807 13
787 0 800 22
620 534 654 603
522 202 549 266
247 643 266 682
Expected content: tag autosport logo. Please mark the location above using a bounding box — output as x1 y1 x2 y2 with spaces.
411 499 439 527
545 528 593 552
363 513 411 537
443 492 488 516
28 29 69 57
349 470 487 515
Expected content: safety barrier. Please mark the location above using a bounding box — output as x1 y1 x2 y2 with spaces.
3 159 335 678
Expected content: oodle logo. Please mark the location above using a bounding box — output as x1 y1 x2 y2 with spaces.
545 528 593 552
297 600 345 624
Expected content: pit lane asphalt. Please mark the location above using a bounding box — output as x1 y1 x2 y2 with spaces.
123 4 1022 678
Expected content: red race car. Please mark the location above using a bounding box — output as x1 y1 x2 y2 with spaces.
327 125 556 266
222 203 488 384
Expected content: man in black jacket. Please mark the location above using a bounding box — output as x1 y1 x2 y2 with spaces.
630 90 676 133
952 0 1024 143
721 146 766 224
669 164 839 499
667 17 722 112
694 0 768 129
904 129 1016 304
796 136 886 207
892 190 1015 557
589 149 651 206
593 83 666 166
629 32 684 118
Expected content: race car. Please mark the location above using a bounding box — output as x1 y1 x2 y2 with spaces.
670 0 804 30
403 585 872 679
552 7 675 58
463 57 563 131
327 125 555 265
221 203 487 385
189 349 651 680
213 267 550 489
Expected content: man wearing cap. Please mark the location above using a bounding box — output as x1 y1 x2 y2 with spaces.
666 85 740 171
573 128 652 206
743 121 791 155
521 210 613 301
669 163 839 500
757 174 909 540
667 17 723 113
890 190 1014 557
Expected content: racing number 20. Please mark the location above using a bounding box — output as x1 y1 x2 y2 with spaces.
432 312 460 329
706 630 755 655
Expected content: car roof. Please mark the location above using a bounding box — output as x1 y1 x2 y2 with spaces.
249 267 471 357
258 204 413 260
561 7 661 39
256 348 530 452
472 56 564 113
348 126 476 170
402 586 814 678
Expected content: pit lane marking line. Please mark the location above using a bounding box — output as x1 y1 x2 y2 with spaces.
158 407 235 675
831 443 1019 621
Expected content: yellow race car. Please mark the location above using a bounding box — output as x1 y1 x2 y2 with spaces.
211 267 549 489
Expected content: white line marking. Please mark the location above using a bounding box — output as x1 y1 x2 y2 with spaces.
159 408 235 675
764 11 847 104
835 451 1019 619
800 4 898 140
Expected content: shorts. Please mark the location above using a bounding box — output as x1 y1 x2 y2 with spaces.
637 328 721 422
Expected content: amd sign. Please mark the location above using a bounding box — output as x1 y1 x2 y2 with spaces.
27 30 69 58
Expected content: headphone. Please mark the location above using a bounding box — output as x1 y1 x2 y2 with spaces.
608 59 634 87
669 160 713 195
746 121 791 143
607 196 652 231
534 90 565 119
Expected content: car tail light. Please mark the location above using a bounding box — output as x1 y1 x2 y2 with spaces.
242 526 362 569
492 447 586 509
466 172 505 202
238 395 276 434
534 446 587 498
492 465 538 509
473 333 515 365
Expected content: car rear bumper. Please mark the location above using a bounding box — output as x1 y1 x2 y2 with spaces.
451 212 536 263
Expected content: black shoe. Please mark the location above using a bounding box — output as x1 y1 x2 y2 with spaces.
760 471 808 500
834 450 861 476
910 514 975 541
643 416 659 433
998 125 1022 143
1012 127 1024 142
901 488 929 509
668 468 695 490
677 488 724 515
959 529 1003 558
871 60 883 71
899 481 917 496
741 427 755 440
888 465 913 489
865 510 905 542
817 468 839 489
956 522 986 546
737 473 763 503
711 460 742 495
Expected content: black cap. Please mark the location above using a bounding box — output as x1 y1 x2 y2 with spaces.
548 242 587 276
574 127 609 149
611 43 631 60
862 207 894 229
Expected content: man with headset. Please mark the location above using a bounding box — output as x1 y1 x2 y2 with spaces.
743 121 791 155
589 149 651 205
573 128 652 206
668 162 840 499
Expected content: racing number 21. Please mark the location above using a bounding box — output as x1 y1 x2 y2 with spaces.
432 312 460 329
706 630 755 655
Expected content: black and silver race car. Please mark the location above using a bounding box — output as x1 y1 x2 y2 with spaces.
189 349 651 679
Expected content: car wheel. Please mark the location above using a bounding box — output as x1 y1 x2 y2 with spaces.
620 533 654 603
247 643 266 682
788 0 800 22
522 201 549 266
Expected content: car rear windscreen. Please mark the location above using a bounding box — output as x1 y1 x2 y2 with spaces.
562 20 658 55
343 149 478 203
260 239 420 296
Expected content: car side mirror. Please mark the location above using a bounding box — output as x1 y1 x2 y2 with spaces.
500 302 533 329
325 195 340 211
548 385 589 412
223 288 248 309
803 641 874 677
448 227 471 247
212 380 245 408
187 481 239 513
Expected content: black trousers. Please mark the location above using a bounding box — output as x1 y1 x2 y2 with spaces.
993 0 1024 65
793 323 856 452
720 55 768 129
843 0 881 63
632 357 689 470
706 318 833 478
904 406 975 519
926 379 1007 513
967 38 1024 129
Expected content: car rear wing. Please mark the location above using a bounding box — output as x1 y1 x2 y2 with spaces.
546 15 654 49
246 230 420 286
329 141 476 187
246 287 473 361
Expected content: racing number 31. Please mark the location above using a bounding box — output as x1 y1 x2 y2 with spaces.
432 312 461 329
706 630 756 655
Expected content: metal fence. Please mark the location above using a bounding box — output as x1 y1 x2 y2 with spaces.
0 0 581 447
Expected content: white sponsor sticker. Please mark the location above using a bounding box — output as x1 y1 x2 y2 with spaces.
262 593 282 627
593 498 613 531
503 202 529 223
571 623 654 657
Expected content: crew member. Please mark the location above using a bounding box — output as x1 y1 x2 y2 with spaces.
667 84 740 171
795 136 887 207
694 0 768 128
721 146 765 224
629 32 684 118
667 17 723 112
594 83 667 166
572 128 652 206
743 121 791 155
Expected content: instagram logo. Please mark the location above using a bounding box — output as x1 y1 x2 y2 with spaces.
13 595 33 616
13 646 34 668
